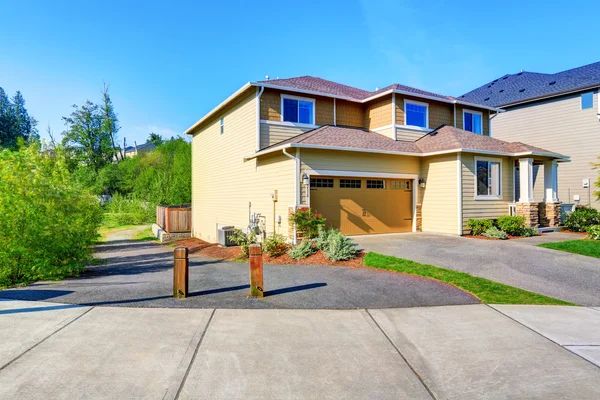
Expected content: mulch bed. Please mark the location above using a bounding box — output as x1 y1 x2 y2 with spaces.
173 237 364 267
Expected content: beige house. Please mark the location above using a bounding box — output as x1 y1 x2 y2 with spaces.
462 61 600 210
186 76 568 242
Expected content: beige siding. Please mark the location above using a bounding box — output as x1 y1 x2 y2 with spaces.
461 153 513 232
396 127 428 141
373 126 395 140
364 97 392 129
419 154 459 234
300 149 420 204
259 122 312 149
192 89 295 242
492 91 600 209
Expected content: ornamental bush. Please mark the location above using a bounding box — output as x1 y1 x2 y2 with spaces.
289 207 326 238
496 215 526 236
483 226 508 240
263 233 289 257
230 229 257 256
563 207 600 232
587 225 600 240
0 144 102 287
521 227 539 237
323 230 357 261
288 240 315 259
467 219 494 236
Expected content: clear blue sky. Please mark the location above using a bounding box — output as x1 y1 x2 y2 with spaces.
1 0 598 145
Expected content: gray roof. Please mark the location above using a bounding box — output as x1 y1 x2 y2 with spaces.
460 61 600 106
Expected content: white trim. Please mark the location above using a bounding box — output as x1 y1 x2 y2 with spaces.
394 124 433 133
306 169 418 180
457 153 463 235
260 119 319 129
391 93 397 139
474 156 503 200
412 178 418 232
281 94 316 125
518 157 535 203
333 98 337 126
404 99 429 129
462 108 483 135
453 103 457 127
282 148 300 206
185 82 252 135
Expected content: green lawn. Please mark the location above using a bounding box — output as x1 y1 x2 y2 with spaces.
538 240 600 259
363 253 575 305
132 226 158 242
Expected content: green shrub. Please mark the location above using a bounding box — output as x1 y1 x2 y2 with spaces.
0 144 103 287
563 207 600 232
230 229 257 256
496 215 526 236
522 227 539 237
587 225 600 240
467 219 494 236
289 207 326 238
483 226 508 240
263 233 289 257
323 230 357 261
105 193 154 226
288 240 315 259
315 226 335 251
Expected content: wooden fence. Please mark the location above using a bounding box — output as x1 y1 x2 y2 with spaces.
156 205 191 233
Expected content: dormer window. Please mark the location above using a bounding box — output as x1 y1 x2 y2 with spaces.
281 95 315 125
463 110 483 134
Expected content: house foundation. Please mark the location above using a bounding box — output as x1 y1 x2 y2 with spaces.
516 202 539 228
416 204 423 232
539 202 561 227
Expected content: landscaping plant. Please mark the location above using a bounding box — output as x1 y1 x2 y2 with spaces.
563 207 600 232
467 218 494 236
483 226 508 240
230 229 257 256
496 215 526 236
521 227 539 237
288 240 315 259
323 230 357 261
289 207 326 238
315 226 335 251
263 233 290 257
587 225 600 240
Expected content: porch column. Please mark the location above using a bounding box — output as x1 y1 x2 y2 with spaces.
543 160 559 203
518 158 535 203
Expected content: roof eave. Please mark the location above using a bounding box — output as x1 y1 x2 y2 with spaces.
498 83 600 108
250 82 364 102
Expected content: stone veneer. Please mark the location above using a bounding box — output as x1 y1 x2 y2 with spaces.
416 204 423 232
516 202 539 228
539 202 561 227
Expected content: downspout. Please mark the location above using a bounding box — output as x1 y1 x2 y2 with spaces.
333 98 337 126
453 103 457 127
392 93 397 140
255 85 265 151
282 147 300 243
489 110 499 137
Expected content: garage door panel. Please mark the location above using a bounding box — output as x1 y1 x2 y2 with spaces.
310 177 413 236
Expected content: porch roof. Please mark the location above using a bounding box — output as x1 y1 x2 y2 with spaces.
244 125 569 161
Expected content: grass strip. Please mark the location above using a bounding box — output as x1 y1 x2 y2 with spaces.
363 252 576 305
538 240 600 259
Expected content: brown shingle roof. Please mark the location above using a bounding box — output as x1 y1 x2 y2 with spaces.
255 125 566 159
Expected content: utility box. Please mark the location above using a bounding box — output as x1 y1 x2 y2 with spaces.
218 226 236 247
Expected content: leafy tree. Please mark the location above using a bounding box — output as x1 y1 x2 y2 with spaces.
147 132 163 146
0 87 38 149
101 83 123 161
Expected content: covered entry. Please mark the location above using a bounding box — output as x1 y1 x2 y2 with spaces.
309 176 414 235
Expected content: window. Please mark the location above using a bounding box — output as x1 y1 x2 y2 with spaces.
310 178 333 188
282 95 315 124
463 110 483 134
405 100 428 128
366 180 385 189
475 158 501 199
340 179 361 188
219 118 224 134
391 180 410 190
581 92 593 110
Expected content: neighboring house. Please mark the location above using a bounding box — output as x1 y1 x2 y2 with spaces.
124 141 156 158
186 76 567 242
461 61 600 210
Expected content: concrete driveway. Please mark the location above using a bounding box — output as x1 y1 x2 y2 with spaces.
354 232 600 306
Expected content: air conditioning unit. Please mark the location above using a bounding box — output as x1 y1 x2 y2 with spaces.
218 226 236 247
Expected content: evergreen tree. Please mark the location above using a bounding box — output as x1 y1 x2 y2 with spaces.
101 83 122 161
0 87 38 149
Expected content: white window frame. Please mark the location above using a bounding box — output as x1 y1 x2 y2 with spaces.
463 109 483 134
581 92 594 110
219 117 224 134
281 94 316 125
474 156 503 200
404 99 429 129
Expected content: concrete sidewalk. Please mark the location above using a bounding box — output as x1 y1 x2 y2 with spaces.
1 299 599 399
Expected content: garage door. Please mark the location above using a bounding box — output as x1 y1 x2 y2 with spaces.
309 177 413 236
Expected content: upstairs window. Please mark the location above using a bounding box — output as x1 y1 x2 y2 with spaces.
405 100 428 128
475 157 501 199
464 110 483 134
220 118 224 134
581 92 593 109
282 95 315 124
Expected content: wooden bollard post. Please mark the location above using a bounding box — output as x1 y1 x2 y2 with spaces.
173 247 189 298
248 244 263 297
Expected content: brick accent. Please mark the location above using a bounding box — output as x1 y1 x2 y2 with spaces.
539 202 561 227
516 202 539 227
416 204 423 232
